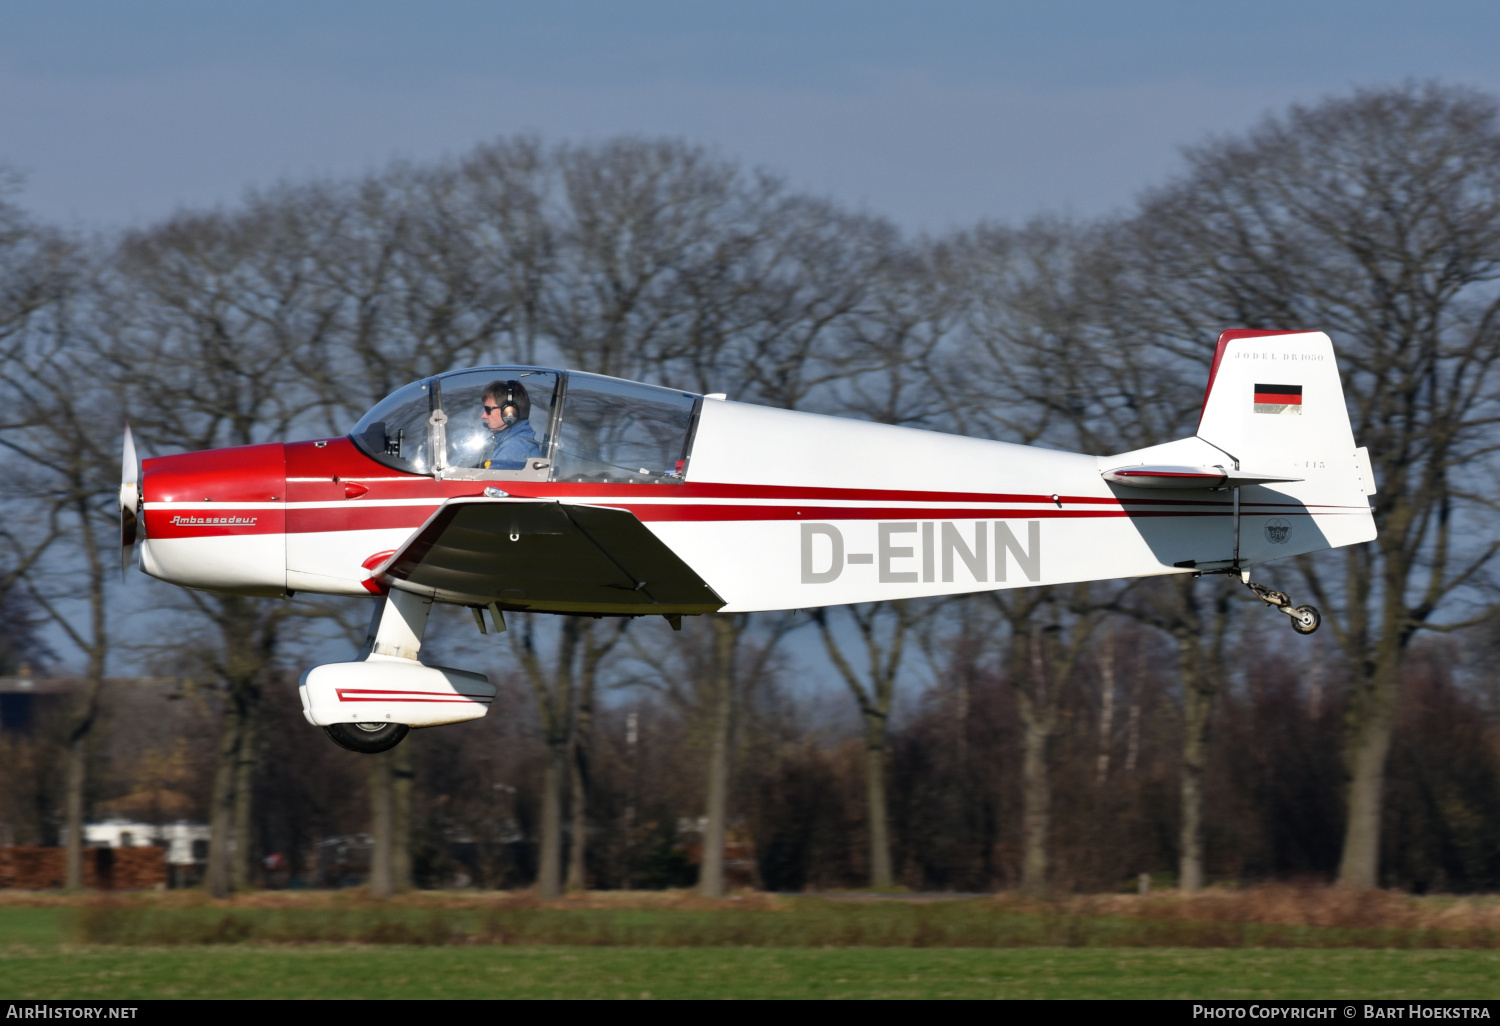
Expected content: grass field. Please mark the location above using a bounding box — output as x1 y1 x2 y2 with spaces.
3 890 1500 999
4 945 1500 999
50 898 1500 949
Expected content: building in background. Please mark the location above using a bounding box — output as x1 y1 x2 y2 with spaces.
0 673 74 733
78 820 210 888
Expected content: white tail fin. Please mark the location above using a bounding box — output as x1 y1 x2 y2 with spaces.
1098 329 1374 571
1196 330 1375 560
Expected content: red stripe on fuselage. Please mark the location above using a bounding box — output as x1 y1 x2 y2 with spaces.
618 505 1222 523
146 495 1362 538
145 502 1241 539
144 434 1362 540
151 502 1376 539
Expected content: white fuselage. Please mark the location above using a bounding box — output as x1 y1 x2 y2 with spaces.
140 397 1374 611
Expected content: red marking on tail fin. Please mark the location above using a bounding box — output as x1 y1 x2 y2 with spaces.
1199 329 1304 429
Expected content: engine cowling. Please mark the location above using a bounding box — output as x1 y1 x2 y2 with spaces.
139 443 288 597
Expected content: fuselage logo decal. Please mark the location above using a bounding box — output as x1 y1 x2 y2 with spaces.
1264 518 1292 544
801 521 1041 584
169 514 260 526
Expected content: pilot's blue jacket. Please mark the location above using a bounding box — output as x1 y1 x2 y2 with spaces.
485 420 541 470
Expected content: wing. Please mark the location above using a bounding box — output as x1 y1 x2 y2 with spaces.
373 497 725 615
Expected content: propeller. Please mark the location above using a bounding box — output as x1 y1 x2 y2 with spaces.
120 423 139 579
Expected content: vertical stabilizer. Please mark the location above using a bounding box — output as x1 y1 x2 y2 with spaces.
1196 329 1375 557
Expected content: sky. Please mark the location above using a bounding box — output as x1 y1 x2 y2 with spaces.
4 1 1500 234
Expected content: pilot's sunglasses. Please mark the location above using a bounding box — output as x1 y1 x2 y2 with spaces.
482 404 508 414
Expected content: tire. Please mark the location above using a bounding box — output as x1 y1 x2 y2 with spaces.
1290 605 1321 635
324 721 410 754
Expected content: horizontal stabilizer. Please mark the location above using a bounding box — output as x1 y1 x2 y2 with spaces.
1101 465 1304 490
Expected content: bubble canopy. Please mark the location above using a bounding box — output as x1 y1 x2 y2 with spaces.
349 367 702 484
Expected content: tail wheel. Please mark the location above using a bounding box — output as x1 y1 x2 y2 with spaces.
324 721 410 754
1290 605 1321 635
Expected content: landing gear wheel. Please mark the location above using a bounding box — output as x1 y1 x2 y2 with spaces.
324 721 410 754
1289 605 1321 635
1244 578 1321 638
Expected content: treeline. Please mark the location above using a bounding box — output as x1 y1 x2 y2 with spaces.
1 82 1498 896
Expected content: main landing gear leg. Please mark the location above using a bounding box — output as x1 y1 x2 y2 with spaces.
361 588 432 661
324 590 432 754
1241 575 1321 635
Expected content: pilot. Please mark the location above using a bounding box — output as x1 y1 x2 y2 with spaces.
479 380 542 470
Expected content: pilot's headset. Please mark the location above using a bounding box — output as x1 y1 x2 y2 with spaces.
501 382 520 427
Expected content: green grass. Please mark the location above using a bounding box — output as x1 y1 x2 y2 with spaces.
54 901 1500 949
4 900 1499 998
0 906 67 946
2 946 1498 999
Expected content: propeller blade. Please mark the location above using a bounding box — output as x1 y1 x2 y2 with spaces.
120 423 139 579
122 422 137 487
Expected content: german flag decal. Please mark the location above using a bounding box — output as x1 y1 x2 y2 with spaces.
1254 383 1302 415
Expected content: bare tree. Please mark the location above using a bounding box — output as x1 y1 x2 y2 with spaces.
512 615 626 896
368 754 394 897
720 201 901 412
0 184 124 887
988 587 1098 894
283 167 524 431
493 138 877 892
543 139 756 382
0 244 114 890
833 235 963 428
619 613 790 896
457 137 557 368
933 219 1197 450
1112 83 1500 888
564 618 629 892
815 601 925 889
99 203 334 895
564 662 594 893
695 617 737 897
391 741 414 890
945 216 1257 893
1116 575 1236 891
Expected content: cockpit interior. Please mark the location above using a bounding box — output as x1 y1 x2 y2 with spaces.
349 368 702 485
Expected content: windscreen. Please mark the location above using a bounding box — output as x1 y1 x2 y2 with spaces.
348 379 438 474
